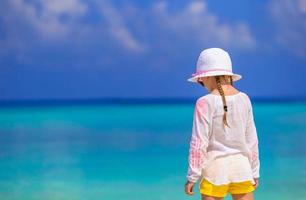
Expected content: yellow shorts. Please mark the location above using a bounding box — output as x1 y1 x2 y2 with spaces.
199 178 256 198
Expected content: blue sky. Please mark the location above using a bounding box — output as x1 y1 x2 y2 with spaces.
0 0 305 100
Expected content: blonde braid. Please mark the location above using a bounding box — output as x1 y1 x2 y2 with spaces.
215 76 230 128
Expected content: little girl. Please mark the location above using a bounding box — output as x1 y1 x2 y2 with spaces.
184 48 260 200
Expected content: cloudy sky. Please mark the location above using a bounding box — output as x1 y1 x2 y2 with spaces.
0 0 305 100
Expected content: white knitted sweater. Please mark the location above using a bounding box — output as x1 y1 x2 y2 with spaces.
186 91 260 185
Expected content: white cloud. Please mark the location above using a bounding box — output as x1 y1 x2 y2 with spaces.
268 0 306 58
8 0 88 39
150 1 256 50
42 0 87 16
1 0 256 60
97 1 147 53
152 1 167 13
298 0 306 13
5 0 146 53
188 1 207 14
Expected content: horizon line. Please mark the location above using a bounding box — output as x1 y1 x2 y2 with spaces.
0 96 305 107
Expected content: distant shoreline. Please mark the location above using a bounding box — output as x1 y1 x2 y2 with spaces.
0 97 305 107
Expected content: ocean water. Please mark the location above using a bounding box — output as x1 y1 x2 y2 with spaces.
0 102 305 200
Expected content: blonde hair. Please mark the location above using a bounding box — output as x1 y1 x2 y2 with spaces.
215 75 233 128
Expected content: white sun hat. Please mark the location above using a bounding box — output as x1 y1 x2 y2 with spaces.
187 47 242 83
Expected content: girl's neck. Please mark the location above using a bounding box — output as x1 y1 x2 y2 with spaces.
210 85 240 96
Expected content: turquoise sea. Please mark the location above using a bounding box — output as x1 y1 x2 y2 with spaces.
0 102 305 200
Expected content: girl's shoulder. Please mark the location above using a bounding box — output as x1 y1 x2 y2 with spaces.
195 94 215 112
238 91 249 98
239 91 252 104
196 93 213 104
238 91 254 111
194 95 214 120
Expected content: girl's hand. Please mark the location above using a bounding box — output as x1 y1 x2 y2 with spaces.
184 180 196 195
253 178 259 188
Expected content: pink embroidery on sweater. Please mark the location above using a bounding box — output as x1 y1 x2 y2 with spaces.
188 99 207 169
189 138 203 168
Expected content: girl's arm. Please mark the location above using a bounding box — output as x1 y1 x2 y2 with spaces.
186 99 210 183
246 101 260 179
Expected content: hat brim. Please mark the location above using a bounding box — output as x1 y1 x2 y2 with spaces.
187 71 242 83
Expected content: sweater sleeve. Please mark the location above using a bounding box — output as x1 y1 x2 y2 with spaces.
186 99 211 183
245 100 260 178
